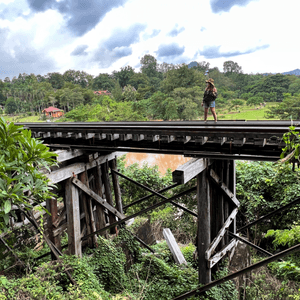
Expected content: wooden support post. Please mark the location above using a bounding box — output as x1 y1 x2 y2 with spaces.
46 197 61 259
65 177 82 257
109 158 123 214
92 162 107 235
229 160 237 234
101 161 117 234
78 172 93 247
197 159 211 284
224 160 230 245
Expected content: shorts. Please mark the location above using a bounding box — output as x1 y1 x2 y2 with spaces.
203 101 215 108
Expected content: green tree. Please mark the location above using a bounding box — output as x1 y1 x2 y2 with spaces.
4 97 18 114
123 85 137 102
223 60 242 74
92 74 116 91
111 81 124 102
140 54 158 78
289 80 300 95
161 65 206 94
46 72 64 89
266 93 300 119
63 70 93 88
112 66 135 88
0 118 57 232
246 96 263 106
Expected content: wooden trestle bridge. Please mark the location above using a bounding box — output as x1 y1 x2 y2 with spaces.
13 120 300 298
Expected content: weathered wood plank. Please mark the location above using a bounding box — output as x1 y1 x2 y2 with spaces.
47 152 122 184
85 133 95 139
101 162 117 233
172 158 211 184
197 160 211 284
209 169 240 207
109 158 123 214
107 133 119 141
79 172 93 247
195 136 208 145
207 238 238 268
184 136 191 144
54 149 85 162
133 134 144 141
119 134 132 141
46 197 61 256
65 177 82 257
205 207 238 260
72 178 125 220
163 228 187 265
53 207 66 228
92 162 107 233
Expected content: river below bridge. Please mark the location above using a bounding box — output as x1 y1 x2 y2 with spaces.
124 153 191 175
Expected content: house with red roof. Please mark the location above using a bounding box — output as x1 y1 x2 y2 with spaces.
93 90 111 96
42 107 64 118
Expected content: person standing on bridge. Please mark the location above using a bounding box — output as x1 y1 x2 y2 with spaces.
202 78 218 122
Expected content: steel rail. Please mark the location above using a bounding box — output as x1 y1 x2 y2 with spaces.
17 120 299 127
172 242 300 300
237 197 300 233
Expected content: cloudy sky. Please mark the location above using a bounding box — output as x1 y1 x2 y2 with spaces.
0 0 299 80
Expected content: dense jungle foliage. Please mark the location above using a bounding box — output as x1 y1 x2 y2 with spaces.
1 56 300 121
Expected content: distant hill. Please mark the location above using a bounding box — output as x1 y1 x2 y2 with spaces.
188 61 198 68
282 69 300 76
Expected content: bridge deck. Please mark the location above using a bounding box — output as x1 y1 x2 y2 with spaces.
18 120 297 161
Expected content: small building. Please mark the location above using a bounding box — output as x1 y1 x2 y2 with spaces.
93 90 111 96
42 107 64 118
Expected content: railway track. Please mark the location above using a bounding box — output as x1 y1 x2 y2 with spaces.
17 120 297 161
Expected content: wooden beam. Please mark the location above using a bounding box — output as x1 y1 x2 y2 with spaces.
85 133 95 139
172 158 211 184
184 136 191 144
195 136 208 145
163 228 187 265
101 162 117 233
205 207 238 260
207 238 238 268
109 158 123 214
209 169 240 207
47 152 122 184
107 134 119 141
197 160 211 284
119 134 132 141
54 149 85 162
133 134 144 141
65 177 82 257
79 172 93 247
92 162 107 234
72 178 125 220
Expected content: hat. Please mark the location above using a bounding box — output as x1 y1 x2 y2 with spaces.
206 78 215 86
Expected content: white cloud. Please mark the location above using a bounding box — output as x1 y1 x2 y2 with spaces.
0 0 299 79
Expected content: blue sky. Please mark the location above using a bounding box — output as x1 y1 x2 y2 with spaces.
0 0 299 79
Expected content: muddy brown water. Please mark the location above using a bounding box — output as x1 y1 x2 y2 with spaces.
125 153 191 175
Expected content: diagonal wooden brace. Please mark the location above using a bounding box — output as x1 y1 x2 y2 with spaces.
205 207 238 260
72 177 125 220
209 169 240 207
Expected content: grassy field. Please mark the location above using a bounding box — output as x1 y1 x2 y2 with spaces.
2 115 44 122
212 102 279 121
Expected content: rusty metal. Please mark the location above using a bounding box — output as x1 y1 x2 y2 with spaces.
123 182 180 210
237 197 300 233
82 185 197 241
172 242 300 300
112 169 197 217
